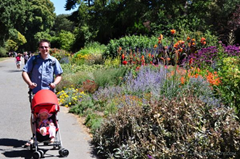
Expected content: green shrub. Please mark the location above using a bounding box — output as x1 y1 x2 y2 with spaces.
0 47 7 57
56 71 93 92
92 94 240 159
93 67 127 88
69 93 94 116
216 56 240 110
104 35 158 59
71 42 106 65
84 113 103 132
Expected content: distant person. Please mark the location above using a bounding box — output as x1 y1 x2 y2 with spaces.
16 53 22 69
23 52 29 64
13 51 17 57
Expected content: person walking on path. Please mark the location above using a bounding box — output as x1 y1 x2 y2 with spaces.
23 51 29 64
22 39 63 146
15 53 22 69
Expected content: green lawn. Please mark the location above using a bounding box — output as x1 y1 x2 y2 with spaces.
0 57 8 62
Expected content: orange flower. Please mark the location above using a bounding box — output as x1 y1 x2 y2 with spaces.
174 42 179 48
179 48 183 53
180 76 185 84
200 37 206 43
118 46 122 52
187 36 191 41
179 40 185 45
158 34 163 40
148 53 151 58
154 44 157 48
121 54 125 59
205 71 221 86
170 29 176 35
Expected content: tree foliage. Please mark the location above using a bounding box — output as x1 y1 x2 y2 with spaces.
21 0 56 51
53 14 75 34
0 0 28 47
1 0 240 54
67 0 240 48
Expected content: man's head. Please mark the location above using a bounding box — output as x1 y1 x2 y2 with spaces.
38 39 51 58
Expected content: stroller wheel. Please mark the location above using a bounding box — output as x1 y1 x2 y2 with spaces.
39 150 44 158
59 148 69 157
32 151 41 159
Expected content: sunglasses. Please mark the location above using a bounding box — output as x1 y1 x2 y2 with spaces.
39 46 49 49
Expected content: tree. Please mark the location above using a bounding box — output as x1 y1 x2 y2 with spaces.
21 0 56 51
53 14 75 34
6 29 27 52
0 0 28 47
58 30 75 51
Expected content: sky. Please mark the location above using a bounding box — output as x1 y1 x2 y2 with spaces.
50 0 78 15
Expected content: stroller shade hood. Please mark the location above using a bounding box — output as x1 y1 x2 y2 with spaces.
31 89 59 113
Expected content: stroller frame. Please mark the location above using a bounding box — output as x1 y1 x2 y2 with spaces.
28 89 69 159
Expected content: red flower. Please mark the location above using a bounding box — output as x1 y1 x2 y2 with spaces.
122 61 128 65
189 58 193 65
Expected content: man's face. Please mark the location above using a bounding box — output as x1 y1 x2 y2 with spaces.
39 42 50 56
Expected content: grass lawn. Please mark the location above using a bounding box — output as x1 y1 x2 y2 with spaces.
0 57 8 62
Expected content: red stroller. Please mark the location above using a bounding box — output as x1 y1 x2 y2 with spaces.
30 89 69 159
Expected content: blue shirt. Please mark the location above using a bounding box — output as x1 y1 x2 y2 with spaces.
23 54 63 94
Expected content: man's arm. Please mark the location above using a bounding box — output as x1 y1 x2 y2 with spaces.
22 71 37 89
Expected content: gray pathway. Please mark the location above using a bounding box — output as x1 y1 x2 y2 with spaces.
0 58 98 159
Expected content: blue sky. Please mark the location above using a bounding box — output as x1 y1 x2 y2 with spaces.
50 0 78 15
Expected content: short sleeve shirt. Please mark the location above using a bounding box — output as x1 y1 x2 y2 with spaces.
22 54 63 94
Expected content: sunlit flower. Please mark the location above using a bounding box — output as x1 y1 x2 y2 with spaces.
170 29 176 35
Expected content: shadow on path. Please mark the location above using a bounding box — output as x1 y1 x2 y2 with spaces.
7 69 22 73
0 138 32 159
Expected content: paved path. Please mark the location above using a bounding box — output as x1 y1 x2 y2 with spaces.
0 58 98 159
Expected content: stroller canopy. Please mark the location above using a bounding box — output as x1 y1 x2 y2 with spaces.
31 89 59 112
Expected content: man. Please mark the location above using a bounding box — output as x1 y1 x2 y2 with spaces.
22 39 63 147
22 39 63 94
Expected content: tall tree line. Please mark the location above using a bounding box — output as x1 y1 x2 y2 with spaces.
1 0 240 55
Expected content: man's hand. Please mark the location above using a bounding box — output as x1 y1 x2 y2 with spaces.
49 83 56 89
29 82 37 89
